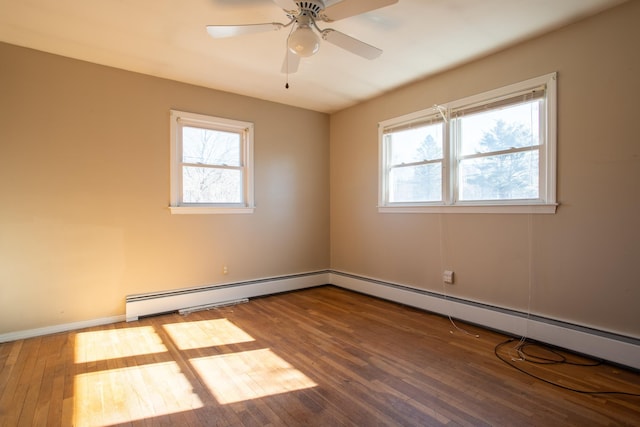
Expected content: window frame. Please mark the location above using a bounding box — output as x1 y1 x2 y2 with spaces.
378 73 557 214
380 109 447 206
169 110 255 214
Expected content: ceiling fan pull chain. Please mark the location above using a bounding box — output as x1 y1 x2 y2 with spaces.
283 20 302 89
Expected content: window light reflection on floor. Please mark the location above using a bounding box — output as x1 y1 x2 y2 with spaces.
74 362 203 426
72 318 317 425
163 318 255 350
74 326 168 363
191 348 318 404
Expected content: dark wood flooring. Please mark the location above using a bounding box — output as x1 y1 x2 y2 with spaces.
1 285 639 426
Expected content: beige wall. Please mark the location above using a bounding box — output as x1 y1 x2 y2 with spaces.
2 2 639 340
330 1 640 338
0 43 329 333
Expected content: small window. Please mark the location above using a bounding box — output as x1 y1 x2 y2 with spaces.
379 73 557 214
170 110 254 214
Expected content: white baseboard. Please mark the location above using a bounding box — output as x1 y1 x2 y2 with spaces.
0 315 126 343
3 269 638 372
330 271 640 370
125 270 331 321
0 271 330 343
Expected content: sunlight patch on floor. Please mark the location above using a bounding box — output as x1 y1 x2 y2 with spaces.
74 361 203 426
191 348 317 404
163 318 255 350
75 326 167 363
73 319 317 424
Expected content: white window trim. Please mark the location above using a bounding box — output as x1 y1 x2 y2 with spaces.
378 73 558 214
169 110 255 214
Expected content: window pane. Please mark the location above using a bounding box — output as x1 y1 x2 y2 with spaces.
389 123 443 165
389 164 442 203
458 150 539 201
183 167 242 203
459 101 540 156
182 126 241 166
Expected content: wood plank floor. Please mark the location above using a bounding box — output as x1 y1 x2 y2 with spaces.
1 285 639 426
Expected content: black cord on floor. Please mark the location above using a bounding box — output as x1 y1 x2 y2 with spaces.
494 338 640 397
515 341 601 366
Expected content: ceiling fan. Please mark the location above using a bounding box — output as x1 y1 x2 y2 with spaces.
206 0 399 74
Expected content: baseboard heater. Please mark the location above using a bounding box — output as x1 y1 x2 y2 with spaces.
329 270 640 371
125 270 330 321
125 269 639 370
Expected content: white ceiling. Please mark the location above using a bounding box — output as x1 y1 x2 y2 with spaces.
0 0 626 113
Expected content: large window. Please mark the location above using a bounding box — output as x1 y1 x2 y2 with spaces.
379 73 557 214
170 110 254 214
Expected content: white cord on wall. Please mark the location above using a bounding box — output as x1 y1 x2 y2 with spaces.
438 213 479 338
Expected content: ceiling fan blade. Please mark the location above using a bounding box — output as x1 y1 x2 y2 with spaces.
322 29 382 59
206 23 283 39
281 50 300 74
321 0 398 22
272 0 298 12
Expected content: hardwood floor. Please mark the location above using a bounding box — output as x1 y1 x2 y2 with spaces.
1 285 639 426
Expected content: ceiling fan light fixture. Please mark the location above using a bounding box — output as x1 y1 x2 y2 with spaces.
207 0 395 70
287 25 320 57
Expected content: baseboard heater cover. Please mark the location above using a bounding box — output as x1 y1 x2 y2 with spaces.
126 268 639 370
329 270 640 371
4 268 639 370
126 270 330 321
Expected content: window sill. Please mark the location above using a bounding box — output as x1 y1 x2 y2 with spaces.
169 206 255 215
378 203 558 214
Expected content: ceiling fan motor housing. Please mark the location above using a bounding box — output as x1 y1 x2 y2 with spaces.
294 1 325 18
207 0 391 71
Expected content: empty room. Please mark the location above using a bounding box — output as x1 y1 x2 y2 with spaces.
1 0 639 425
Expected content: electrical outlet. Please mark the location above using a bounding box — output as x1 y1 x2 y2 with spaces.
223 265 228 275
443 270 454 284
